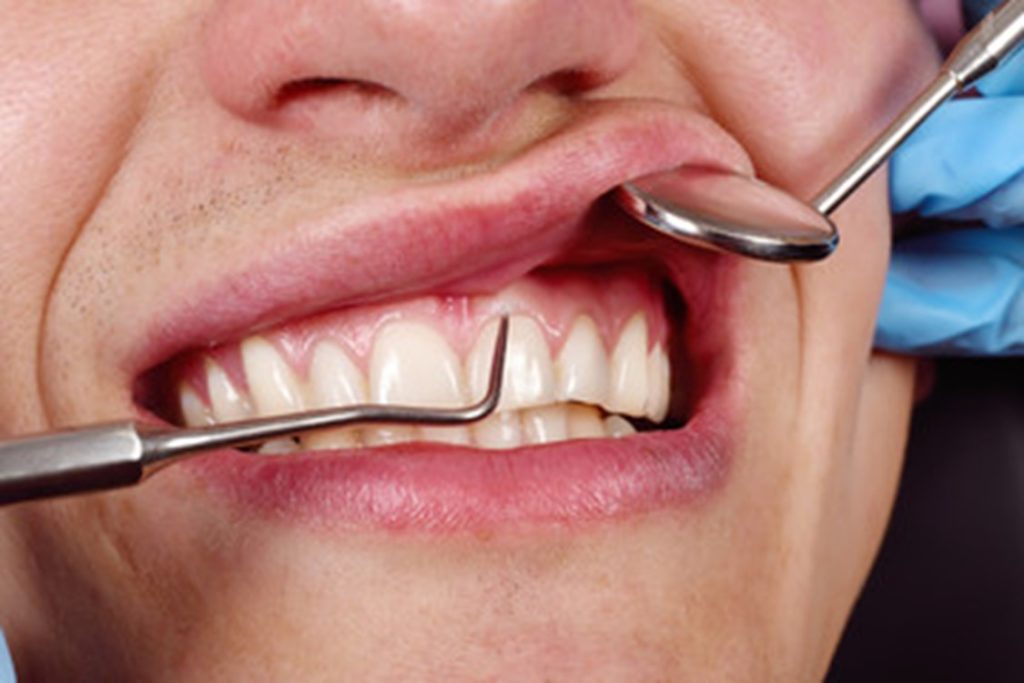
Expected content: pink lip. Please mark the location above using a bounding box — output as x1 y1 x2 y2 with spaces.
132 100 750 531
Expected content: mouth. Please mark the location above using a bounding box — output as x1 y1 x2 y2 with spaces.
132 101 749 531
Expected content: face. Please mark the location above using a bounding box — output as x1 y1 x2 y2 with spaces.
0 1 937 679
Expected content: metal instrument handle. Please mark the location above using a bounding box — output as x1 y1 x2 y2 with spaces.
0 422 144 505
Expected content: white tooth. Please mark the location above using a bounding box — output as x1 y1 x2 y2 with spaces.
305 341 368 451
206 360 253 422
370 322 467 406
303 428 362 451
645 345 671 423
257 438 299 456
308 341 367 407
604 415 637 438
468 316 555 410
179 384 214 427
566 405 605 439
522 406 568 445
417 425 472 446
368 322 466 448
555 316 609 406
472 411 523 450
607 313 649 417
242 338 306 417
363 426 416 446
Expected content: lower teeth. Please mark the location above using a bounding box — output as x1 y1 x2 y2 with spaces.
248 404 643 455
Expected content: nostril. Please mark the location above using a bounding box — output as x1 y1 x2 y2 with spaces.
273 77 398 109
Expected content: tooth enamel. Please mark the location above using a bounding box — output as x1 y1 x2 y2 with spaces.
303 341 368 451
607 313 649 417
370 322 467 406
242 338 306 416
472 411 523 450
368 322 467 447
179 384 214 427
604 415 638 438
363 426 416 446
206 360 253 422
522 405 568 445
566 405 605 439
469 316 556 411
555 316 610 406
645 345 671 423
258 438 299 456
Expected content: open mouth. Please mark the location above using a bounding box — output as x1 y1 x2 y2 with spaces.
153 264 685 452
128 104 746 531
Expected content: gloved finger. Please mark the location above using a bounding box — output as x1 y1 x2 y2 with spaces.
889 96 1024 217
875 228 1024 355
0 629 15 683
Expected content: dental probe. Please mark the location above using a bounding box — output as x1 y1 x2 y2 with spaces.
615 0 1024 262
0 317 510 507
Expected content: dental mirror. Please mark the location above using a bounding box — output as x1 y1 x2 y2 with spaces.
615 0 1024 263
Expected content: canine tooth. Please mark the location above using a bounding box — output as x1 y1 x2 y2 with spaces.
242 338 306 417
468 316 555 410
472 411 523 449
257 438 299 456
522 406 568 445
607 313 649 417
604 415 637 438
645 345 671 423
555 316 609 406
566 405 605 439
179 384 214 427
206 360 253 422
305 342 367 450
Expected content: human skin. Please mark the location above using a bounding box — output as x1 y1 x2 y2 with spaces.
0 1 938 680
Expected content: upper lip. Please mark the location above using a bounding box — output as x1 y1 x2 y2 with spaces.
129 99 753 382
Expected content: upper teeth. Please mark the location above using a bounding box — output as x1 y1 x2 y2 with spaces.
178 311 671 453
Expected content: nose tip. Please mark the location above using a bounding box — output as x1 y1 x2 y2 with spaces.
201 0 639 140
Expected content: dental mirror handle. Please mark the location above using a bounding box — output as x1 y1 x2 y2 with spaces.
812 0 1024 215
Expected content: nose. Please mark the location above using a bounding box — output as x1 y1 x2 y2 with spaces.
202 0 639 142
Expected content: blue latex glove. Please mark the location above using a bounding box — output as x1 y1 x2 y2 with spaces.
876 39 1024 355
0 630 14 683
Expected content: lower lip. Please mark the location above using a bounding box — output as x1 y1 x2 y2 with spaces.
183 365 736 533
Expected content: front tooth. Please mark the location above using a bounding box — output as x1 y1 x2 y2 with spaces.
370 321 467 447
606 313 649 417
522 406 568 445
555 316 610 406
566 405 605 439
179 384 214 427
206 360 253 422
370 322 466 405
468 316 556 410
645 345 671 423
305 341 367 451
242 338 306 416
472 411 523 449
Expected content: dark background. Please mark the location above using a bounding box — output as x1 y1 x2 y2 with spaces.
828 358 1024 681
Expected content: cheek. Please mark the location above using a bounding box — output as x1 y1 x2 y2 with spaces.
660 0 939 194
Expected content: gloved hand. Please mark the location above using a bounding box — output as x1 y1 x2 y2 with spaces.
875 31 1024 354
0 630 14 683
